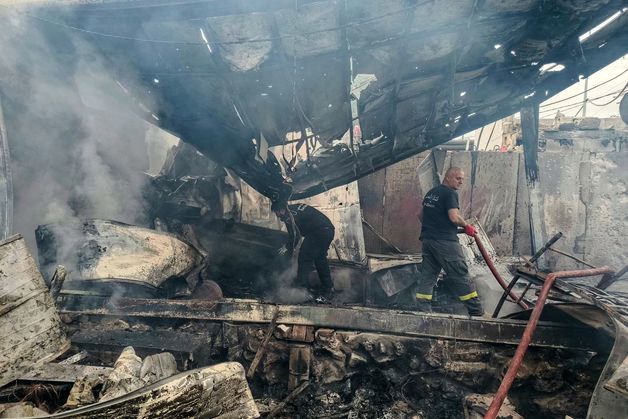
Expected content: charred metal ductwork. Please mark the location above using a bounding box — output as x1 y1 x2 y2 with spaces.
3 0 626 199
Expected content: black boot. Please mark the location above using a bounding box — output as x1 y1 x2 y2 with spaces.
415 300 433 313
463 297 484 317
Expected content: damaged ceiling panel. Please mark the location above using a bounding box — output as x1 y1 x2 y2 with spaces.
5 0 627 199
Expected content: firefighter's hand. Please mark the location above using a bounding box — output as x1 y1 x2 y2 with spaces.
277 246 289 256
464 224 478 237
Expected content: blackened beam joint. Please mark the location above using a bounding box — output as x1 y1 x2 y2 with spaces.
57 295 610 352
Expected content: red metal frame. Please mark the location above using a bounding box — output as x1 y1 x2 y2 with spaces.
484 267 614 419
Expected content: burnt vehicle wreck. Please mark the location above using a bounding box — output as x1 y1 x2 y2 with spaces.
1 0 628 418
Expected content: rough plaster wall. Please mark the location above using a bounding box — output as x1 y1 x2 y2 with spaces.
584 153 627 270
382 157 422 252
536 152 589 269
513 153 532 256
470 152 519 255
530 151 627 273
358 152 430 254
359 149 626 269
357 169 387 253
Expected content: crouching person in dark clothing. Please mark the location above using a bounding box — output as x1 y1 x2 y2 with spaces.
271 201 336 297
416 167 484 317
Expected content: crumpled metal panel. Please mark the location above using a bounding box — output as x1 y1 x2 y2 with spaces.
1 0 625 201
275 1 342 58
345 0 407 47
480 0 538 14
35 219 202 288
207 13 274 72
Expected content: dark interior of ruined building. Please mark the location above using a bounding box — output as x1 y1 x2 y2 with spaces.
0 1 627 418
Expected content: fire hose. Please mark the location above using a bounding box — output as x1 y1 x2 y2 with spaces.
472 234 529 310
466 230 614 417
484 267 613 419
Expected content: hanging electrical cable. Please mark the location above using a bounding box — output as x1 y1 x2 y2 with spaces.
588 81 628 107
540 67 628 107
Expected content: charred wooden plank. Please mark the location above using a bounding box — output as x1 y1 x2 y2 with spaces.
266 381 309 419
58 295 606 352
0 235 70 387
19 363 111 383
247 309 279 379
70 330 210 370
37 363 258 418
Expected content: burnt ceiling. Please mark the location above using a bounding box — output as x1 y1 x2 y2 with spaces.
7 0 628 199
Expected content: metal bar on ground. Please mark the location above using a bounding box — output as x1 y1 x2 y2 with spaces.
548 246 597 268
516 283 533 304
492 232 563 317
57 295 606 352
597 265 627 290
473 235 529 310
267 381 309 419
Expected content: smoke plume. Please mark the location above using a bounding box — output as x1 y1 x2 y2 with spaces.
0 9 151 254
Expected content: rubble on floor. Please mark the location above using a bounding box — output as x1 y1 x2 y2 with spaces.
0 346 259 418
3 216 628 418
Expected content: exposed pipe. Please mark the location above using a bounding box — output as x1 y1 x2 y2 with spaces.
473 235 529 310
484 266 614 419
492 232 563 318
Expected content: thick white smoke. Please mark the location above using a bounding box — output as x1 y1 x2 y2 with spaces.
0 8 151 254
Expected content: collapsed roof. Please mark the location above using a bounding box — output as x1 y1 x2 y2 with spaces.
12 0 628 198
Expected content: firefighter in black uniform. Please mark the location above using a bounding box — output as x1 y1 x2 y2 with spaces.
416 166 484 316
271 200 335 297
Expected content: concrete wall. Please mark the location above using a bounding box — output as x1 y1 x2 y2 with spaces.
359 151 523 256
358 152 428 254
535 151 628 271
359 148 627 272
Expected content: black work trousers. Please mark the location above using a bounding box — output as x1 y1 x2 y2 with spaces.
416 239 483 316
296 227 335 292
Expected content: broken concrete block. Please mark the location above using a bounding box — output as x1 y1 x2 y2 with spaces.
99 347 144 402
575 117 601 130
139 352 178 384
64 374 106 408
348 352 368 368
0 402 48 418
46 363 259 418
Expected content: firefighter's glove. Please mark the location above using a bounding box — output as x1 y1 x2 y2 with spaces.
277 246 289 256
464 224 478 237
